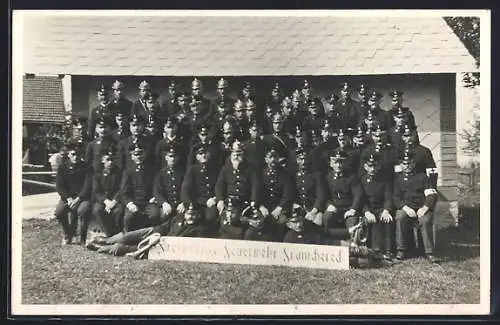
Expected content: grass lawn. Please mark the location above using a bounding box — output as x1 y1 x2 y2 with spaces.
21 201 480 305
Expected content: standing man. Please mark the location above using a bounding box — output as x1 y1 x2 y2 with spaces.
216 141 261 240
243 120 266 171
120 141 159 231
117 114 153 171
55 140 92 245
389 90 416 128
88 84 116 141
155 117 187 170
110 112 131 144
160 80 180 116
131 80 152 118
85 116 116 172
336 82 358 130
210 78 233 116
92 145 124 237
110 80 133 117
190 78 211 113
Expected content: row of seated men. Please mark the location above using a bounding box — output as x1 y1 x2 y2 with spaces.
55 107 440 263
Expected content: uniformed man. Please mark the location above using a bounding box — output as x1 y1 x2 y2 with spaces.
131 80 152 118
186 124 222 170
55 140 92 245
323 149 364 241
331 128 360 174
240 81 257 102
291 89 307 120
324 93 345 132
311 120 338 174
85 116 116 171
255 145 294 242
389 109 418 152
180 143 219 235
364 91 393 130
173 92 192 141
399 125 438 187
152 144 185 226
155 117 187 170
359 121 398 182
232 99 249 140
210 77 233 116
281 96 297 137
142 93 164 136
301 79 325 116
91 144 124 237
88 84 116 140
185 95 216 142
62 113 75 143
120 140 159 231
302 99 324 133
218 118 239 165
261 112 292 165
394 148 439 263
244 99 261 130
211 92 234 138
284 148 325 243
359 152 394 260
287 127 311 172
243 120 266 171
265 82 284 115
389 90 416 128
352 124 369 150
72 116 88 143
216 140 261 240
190 78 211 113
110 112 131 144
336 82 359 130
160 80 180 116
117 114 153 171
110 80 133 117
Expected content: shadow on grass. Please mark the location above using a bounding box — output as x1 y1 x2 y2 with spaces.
436 205 480 262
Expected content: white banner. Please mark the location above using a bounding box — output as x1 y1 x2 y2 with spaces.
148 237 350 270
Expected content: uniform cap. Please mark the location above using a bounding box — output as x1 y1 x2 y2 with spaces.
358 84 368 96
292 89 302 100
65 139 85 152
177 92 188 100
323 120 331 131
96 115 113 127
97 84 108 96
233 99 245 110
329 149 348 160
222 119 234 133
307 98 317 108
217 78 229 88
281 97 292 108
303 79 311 89
246 99 257 110
162 144 178 156
164 116 178 128
390 89 404 99
369 91 383 102
272 82 281 91
191 78 203 88
396 105 406 118
138 80 151 90
198 125 209 136
363 152 379 166
168 80 178 90
272 112 284 123
100 143 118 157
194 143 208 154
341 82 351 92
373 120 389 134
326 94 340 105
189 95 202 106
243 81 253 91
112 80 124 90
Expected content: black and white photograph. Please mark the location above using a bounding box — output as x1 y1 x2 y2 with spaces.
11 9 490 316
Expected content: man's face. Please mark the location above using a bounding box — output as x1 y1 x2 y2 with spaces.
130 122 142 136
302 87 311 98
165 153 177 167
402 131 418 145
272 121 281 133
308 105 318 116
295 135 304 148
246 105 256 119
168 86 176 97
321 129 331 143
282 105 292 116
190 103 200 115
115 116 123 127
192 86 201 97
222 128 233 142
146 100 155 110
292 97 301 109
146 124 156 135
231 151 243 164
67 150 80 164
139 89 148 99
364 162 376 176
198 131 208 143
102 155 114 169
392 98 403 107
113 89 122 100
196 151 209 164
217 86 226 97
265 152 278 168
132 152 145 164
394 115 405 127
371 131 388 146
164 124 177 137
330 158 343 173
297 155 306 169
242 88 250 99
234 107 245 120
98 94 107 104
95 124 105 137
337 135 350 148
402 160 415 173
249 126 259 140
271 89 279 99
178 97 187 110
340 90 350 101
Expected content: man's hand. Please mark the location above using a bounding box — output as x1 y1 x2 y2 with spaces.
313 212 323 226
271 206 283 220
69 197 80 209
216 200 225 214
149 197 157 204
326 204 337 213
207 197 216 208
259 205 269 217
344 208 356 219
403 205 417 218
176 202 186 214
126 202 138 213
364 211 377 224
162 202 172 216
417 206 429 218
66 198 73 207
305 208 318 221
380 209 393 223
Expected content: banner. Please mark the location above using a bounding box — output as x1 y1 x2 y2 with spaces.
148 237 350 270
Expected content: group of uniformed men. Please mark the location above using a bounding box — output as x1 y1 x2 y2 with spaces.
55 77 440 263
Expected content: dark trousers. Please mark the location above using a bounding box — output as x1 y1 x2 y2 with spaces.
124 203 161 232
283 221 323 244
395 209 435 255
369 211 394 253
323 207 359 238
168 214 209 238
54 199 91 241
92 202 124 237
201 205 219 237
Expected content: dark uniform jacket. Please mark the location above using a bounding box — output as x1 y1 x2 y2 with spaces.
185 139 223 171
311 139 338 174
332 99 359 130
325 172 364 211
261 133 293 160
110 126 131 144
243 137 266 171
185 111 217 141
389 105 416 128
360 144 397 180
215 160 260 206
302 115 324 133
359 171 393 214
92 166 122 203
358 107 393 132
260 166 294 210
159 94 178 116
55 161 92 201
181 162 218 208
393 172 438 211
154 135 187 169
120 163 155 208
153 165 185 208
84 136 116 171
131 98 149 118
293 167 325 211
111 97 133 117
117 135 154 171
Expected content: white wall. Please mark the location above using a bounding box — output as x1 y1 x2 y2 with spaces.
456 73 480 167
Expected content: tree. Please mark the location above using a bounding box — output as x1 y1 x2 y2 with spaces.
444 17 480 88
